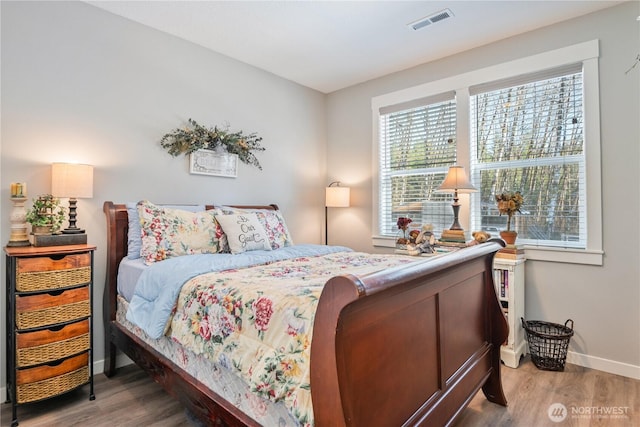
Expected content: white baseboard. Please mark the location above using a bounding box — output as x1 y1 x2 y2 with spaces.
566 351 640 379
93 353 134 373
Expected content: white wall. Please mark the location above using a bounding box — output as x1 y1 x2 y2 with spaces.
327 1 640 378
0 1 327 392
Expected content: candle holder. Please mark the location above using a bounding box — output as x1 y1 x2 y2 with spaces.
8 196 31 247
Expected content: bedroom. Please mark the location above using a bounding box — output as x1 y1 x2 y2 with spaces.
1 0 638 425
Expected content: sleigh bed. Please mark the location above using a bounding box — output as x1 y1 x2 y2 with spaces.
103 201 508 426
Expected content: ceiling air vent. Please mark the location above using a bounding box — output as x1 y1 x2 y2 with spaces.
408 8 454 31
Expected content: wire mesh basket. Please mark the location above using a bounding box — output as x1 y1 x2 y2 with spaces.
521 318 574 371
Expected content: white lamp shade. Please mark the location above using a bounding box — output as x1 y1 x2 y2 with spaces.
325 186 350 207
51 163 94 198
436 166 477 193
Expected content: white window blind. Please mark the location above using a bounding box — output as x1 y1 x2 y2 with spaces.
378 93 457 237
470 66 585 248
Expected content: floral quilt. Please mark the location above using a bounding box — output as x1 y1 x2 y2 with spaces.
168 251 417 426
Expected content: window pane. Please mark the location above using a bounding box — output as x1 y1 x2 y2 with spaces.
379 96 456 237
475 73 583 162
382 173 453 236
384 102 457 171
478 165 584 245
471 71 585 248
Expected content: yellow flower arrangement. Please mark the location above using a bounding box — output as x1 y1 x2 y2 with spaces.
495 191 524 231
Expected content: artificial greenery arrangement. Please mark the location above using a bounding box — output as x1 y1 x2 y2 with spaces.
495 191 524 231
160 118 265 170
25 194 67 233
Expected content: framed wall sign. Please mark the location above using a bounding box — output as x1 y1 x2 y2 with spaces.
189 149 238 177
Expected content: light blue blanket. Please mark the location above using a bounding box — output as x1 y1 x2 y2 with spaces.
126 244 352 339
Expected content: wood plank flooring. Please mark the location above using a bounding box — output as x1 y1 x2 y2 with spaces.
455 357 639 427
2 356 638 426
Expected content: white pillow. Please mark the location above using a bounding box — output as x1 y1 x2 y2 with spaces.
217 206 294 249
215 213 272 254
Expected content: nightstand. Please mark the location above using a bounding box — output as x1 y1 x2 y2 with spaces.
493 256 526 368
5 244 96 426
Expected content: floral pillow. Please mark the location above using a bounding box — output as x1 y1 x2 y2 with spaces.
137 201 225 264
217 206 294 250
215 213 272 254
126 202 206 260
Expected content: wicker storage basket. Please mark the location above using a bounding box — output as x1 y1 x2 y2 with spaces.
16 300 90 330
15 286 90 330
16 253 91 292
16 352 89 404
16 365 89 404
17 319 90 367
16 267 91 292
521 318 574 371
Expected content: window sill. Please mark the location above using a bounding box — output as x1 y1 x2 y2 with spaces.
372 236 603 266
521 246 603 266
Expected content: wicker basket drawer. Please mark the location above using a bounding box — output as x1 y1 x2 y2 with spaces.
17 253 91 292
15 286 90 330
16 319 90 368
15 352 89 404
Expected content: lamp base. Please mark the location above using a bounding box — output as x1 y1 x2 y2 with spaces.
62 227 85 234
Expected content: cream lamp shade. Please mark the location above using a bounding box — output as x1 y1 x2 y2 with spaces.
436 165 477 193
325 181 350 245
325 185 350 208
51 163 94 198
51 163 94 234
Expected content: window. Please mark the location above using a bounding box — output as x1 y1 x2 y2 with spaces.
469 65 585 248
378 93 457 237
372 40 602 264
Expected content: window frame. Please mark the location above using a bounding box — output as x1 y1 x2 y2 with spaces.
372 40 602 265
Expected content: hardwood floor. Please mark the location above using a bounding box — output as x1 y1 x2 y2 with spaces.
1 366 195 427
456 357 639 427
2 356 638 426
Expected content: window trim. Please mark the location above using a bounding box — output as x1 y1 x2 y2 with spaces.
372 40 602 265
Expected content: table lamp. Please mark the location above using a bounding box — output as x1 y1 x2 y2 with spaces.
51 163 94 234
436 166 477 240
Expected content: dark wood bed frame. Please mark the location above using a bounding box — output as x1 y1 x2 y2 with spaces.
103 201 508 426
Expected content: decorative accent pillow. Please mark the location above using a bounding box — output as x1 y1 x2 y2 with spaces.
215 213 272 254
217 206 294 250
137 201 225 264
126 202 207 260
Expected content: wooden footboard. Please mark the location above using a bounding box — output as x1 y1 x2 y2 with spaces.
310 241 508 426
103 201 507 426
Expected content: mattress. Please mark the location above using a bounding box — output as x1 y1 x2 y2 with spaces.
117 257 147 302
